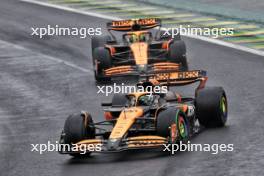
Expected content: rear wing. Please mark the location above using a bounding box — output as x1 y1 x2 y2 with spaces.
139 70 208 93
107 18 161 31
146 70 206 85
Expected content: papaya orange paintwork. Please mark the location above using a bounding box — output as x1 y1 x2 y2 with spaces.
130 42 148 65
109 107 144 139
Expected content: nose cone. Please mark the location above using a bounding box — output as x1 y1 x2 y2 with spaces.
107 138 121 151
130 42 148 65
137 64 147 73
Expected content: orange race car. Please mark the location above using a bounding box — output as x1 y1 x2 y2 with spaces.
58 70 228 157
91 18 188 82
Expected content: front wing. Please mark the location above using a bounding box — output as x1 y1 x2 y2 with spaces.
59 135 167 154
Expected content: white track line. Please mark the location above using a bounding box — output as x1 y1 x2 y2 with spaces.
20 0 264 57
21 0 120 21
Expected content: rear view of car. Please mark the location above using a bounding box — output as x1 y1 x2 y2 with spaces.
91 18 188 82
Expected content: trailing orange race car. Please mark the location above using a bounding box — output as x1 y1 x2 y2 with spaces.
91 18 188 82
58 69 228 157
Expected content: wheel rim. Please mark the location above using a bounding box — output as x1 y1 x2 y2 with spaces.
220 96 227 119
178 115 188 139
170 123 177 143
94 60 99 75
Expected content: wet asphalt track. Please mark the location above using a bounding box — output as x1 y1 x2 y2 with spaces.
0 0 264 176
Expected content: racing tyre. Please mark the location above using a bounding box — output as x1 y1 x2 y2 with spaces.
196 87 228 127
91 35 112 52
63 113 95 157
159 29 181 41
110 94 128 118
93 47 112 82
157 107 189 143
168 41 188 70
164 91 177 101
112 94 128 107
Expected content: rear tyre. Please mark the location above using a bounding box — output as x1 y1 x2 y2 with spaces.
91 35 111 53
159 29 181 41
93 47 112 82
112 94 128 107
164 91 177 101
110 94 128 118
196 87 228 127
168 41 188 70
157 107 189 143
63 113 95 157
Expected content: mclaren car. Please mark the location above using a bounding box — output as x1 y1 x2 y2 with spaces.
58 70 228 157
91 18 188 82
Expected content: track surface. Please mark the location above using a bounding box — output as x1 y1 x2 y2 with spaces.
0 0 264 176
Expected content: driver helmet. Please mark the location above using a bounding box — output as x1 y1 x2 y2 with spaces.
139 33 146 42
129 34 138 43
138 94 154 106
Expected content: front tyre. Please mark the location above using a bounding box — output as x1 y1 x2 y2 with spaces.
157 107 189 143
63 113 95 157
196 87 228 127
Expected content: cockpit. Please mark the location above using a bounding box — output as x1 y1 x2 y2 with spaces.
123 32 152 44
126 93 159 107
